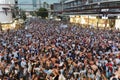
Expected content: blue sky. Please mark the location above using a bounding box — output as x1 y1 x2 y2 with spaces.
19 0 59 4
18 0 60 10
41 0 59 4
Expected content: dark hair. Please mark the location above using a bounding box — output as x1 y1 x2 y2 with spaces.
112 78 117 80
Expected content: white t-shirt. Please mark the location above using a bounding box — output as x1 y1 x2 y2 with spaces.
59 74 66 80
0 70 3 76
28 62 32 73
21 60 26 68
0 55 2 62
115 58 120 64
12 51 18 58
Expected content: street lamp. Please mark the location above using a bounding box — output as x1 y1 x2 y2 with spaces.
61 0 64 20
97 2 100 28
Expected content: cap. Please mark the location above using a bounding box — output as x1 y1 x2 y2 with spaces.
22 58 24 60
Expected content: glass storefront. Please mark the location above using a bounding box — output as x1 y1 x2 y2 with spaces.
1 20 22 31
115 19 120 29
69 15 117 29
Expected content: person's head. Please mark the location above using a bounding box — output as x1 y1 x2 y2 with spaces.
22 57 25 61
112 77 118 80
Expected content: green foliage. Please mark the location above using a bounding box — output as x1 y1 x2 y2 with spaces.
36 8 48 18
20 10 26 20
30 12 36 16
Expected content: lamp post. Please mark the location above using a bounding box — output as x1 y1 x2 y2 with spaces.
14 0 18 18
19 2 22 18
61 0 64 20
61 0 63 12
103 9 108 29
97 2 100 29
88 15 89 28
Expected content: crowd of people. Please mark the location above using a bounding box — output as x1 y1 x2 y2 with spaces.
0 18 120 80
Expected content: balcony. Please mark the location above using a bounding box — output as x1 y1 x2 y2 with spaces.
63 0 120 15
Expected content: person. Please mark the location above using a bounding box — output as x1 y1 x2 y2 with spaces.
0 18 119 80
59 69 66 80
110 74 118 80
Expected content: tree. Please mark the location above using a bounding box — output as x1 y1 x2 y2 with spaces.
20 10 26 20
30 11 36 16
36 8 48 18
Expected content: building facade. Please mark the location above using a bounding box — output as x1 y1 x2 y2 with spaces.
63 0 120 29
0 0 23 30
0 0 15 24
53 3 62 14
63 0 120 15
